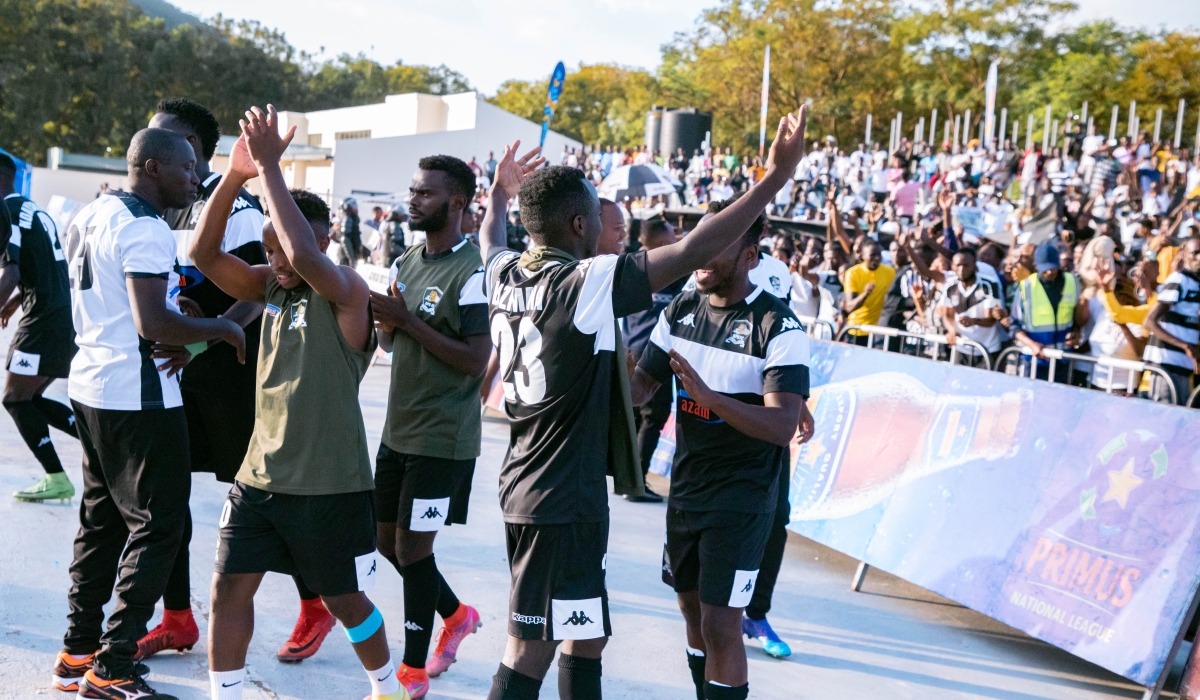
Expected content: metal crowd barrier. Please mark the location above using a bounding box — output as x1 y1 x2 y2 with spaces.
1190 386 1200 409
795 315 837 340
994 346 1179 405
834 324 993 371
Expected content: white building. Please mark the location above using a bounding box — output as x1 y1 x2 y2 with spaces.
265 91 582 206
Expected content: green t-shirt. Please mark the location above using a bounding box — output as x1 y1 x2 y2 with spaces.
238 278 377 495
382 240 489 459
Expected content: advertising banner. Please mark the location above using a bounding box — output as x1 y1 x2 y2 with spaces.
788 339 1200 686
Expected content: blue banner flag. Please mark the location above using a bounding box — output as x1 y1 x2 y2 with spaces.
788 340 1200 688
0 148 33 198
540 61 567 148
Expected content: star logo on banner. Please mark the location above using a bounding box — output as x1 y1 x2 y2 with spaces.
1102 458 1144 510
799 436 826 468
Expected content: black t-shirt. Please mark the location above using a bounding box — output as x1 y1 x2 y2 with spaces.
639 287 810 513
164 173 267 396
3 194 72 332
486 249 652 524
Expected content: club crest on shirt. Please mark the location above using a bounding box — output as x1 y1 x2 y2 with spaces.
289 299 308 329
724 319 752 348
769 276 781 293
679 313 696 327
419 286 443 314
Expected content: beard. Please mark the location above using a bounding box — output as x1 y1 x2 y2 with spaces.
409 201 450 233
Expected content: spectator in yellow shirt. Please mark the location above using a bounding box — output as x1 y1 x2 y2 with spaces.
842 241 896 344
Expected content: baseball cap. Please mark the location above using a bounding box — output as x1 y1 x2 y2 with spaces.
1034 243 1061 272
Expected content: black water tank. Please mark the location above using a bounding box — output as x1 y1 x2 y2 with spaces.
645 107 664 152
661 108 713 159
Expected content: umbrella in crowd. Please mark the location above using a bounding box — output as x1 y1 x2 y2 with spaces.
598 164 681 201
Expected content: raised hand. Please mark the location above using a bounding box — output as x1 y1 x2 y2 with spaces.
765 105 808 178
240 104 296 170
493 140 546 200
227 135 258 182
669 349 718 408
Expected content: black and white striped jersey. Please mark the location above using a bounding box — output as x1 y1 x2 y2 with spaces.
66 192 181 410
1144 270 1200 372
639 287 810 513
165 172 266 395
3 193 71 332
486 249 652 525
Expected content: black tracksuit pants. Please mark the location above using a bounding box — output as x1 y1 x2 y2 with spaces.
747 455 790 620
64 403 190 679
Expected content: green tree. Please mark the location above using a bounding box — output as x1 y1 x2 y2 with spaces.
491 63 660 147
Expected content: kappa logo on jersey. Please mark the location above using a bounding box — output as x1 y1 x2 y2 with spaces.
575 258 594 276
288 299 308 329
679 313 696 327
512 612 547 626
780 317 802 331
769 276 782 293
16 359 31 368
419 286 443 314
724 319 753 348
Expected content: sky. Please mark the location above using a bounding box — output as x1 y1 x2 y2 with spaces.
168 0 1200 95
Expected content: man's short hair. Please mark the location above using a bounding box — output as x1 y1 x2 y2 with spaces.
155 98 221 161
706 192 764 250
127 128 191 173
418 155 477 199
642 218 672 241
518 166 595 244
290 189 331 229
954 247 977 259
0 152 16 183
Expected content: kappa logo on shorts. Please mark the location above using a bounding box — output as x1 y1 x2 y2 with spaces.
8 350 40 376
288 299 308 329
727 569 759 608
409 497 450 532
551 598 604 641
511 612 546 626
355 552 378 592
419 286 443 314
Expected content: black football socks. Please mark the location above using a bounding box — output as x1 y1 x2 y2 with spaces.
558 653 602 700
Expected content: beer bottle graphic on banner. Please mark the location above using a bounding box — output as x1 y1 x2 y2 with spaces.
790 372 1029 521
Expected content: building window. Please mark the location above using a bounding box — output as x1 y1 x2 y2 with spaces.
334 130 371 141
308 134 323 146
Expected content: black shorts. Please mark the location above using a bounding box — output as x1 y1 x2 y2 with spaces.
182 388 256 483
506 521 611 641
7 323 76 378
663 508 774 608
374 444 474 530
215 482 378 597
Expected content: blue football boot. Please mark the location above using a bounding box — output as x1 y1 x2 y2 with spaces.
741 614 792 658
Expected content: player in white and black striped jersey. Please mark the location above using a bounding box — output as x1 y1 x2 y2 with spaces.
1144 238 1200 405
630 205 812 700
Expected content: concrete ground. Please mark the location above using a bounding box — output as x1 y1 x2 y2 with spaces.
0 324 1164 699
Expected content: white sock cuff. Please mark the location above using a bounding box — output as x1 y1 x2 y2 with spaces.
366 660 400 697
210 669 245 700
686 646 706 657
